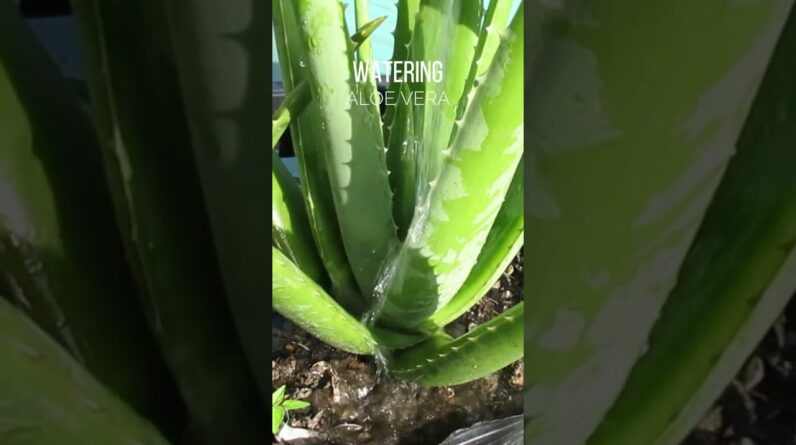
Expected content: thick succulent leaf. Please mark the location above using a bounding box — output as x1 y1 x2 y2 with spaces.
354 0 374 66
386 88 418 239
389 0 482 236
295 0 399 299
272 15 386 151
271 14 391 302
69 1 274 441
383 0 420 146
473 0 513 79
272 247 377 355
0 1 176 423
273 0 363 309
272 247 422 353
0 299 170 445
453 0 513 136
351 16 388 50
589 8 796 445
427 163 523 329
391 302 523 386
523 1 794 443
377 7 524 328
272 81 311 148
272 150 329 286
164 0 273 400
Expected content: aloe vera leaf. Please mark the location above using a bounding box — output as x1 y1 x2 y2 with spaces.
353 0 386 143
354 0 374 63
273 81 311 149
272 150 329 285
352 16 388 50
0 2 178 425
273 16 386 150
452 0 513 140
378 7 524 328
69 0 270 441
0 298 171 445
589 9 796 445
385 84 418 239
427 163 523 329
296 0 399 298
383 0 420 145
273 0 363 308
390 0 483 234
272 247 377 355
272 245 423 352
474 0 513 79
522 1 794 443
391 302 523 386
164 0 272 400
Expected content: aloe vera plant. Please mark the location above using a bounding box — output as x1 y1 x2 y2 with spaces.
272 0 524 386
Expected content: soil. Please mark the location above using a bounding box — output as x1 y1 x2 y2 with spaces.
271 255 524 445
684 297 796 445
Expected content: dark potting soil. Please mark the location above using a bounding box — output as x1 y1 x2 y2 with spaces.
271 255 524 445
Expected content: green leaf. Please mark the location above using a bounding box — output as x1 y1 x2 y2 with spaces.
0 299 170 444
164 0 273 400
383 0 420 145
282 399 311 411
273 150 329 285
589 7 796 445
273 16 385 149
273 0 364 310
391 303 523 386
523 1 794 443
295 0 399 299
378 6 524 328
388 0 483 236
272 247 378 355
272 406 286 435
70 0 269 440
273 81 311 148
453 0 514 137
272 385 286 406
352 16 388 50
427 162 523 329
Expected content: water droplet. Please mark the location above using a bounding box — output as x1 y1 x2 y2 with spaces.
299 59 307 68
